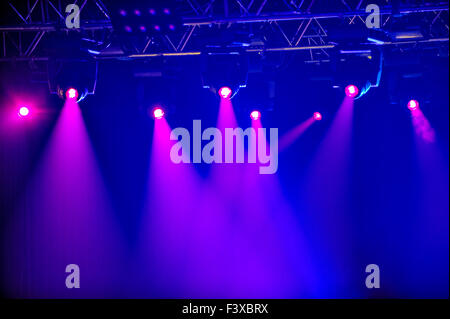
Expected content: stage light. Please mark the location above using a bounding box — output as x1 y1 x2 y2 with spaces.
110 1 181 38
345 85 359 98
219 87 232 99
408 100 419 111
153 107 165 120
66 88 79 100
250 110 261 121
313 112 323 121
48 51 97 101
18 106 30 117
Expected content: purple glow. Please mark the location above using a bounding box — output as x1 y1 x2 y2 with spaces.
141 117 204 297
345 85 359 98
169 24 176 31
313 112 323 121
303 96 356 290
250 110 261 121
153 107 165 120
163 8 171 15
219 87 232 99
119 9 127 16
149 8 156 15
136 96 318 297
408 100 419 111
411 108 436 143
140 25 146 32
18 106 30 117
124 25 132 32
412 114 449 282
66 88 78 100
154 25 161 31
279 117 316 152
134 9 141 16
4 100 124 297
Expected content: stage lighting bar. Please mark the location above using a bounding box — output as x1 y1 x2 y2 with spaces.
332 48 383 99
110 1 181 36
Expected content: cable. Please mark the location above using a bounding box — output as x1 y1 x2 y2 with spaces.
355 49 384 99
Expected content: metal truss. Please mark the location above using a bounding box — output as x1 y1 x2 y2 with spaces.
0 0 448 62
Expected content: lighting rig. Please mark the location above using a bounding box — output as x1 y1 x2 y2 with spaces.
0 0 447 102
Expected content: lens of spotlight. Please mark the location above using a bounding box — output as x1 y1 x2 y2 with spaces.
66 88 79 100
219 87 232 99
18 106 30 117
250 110 261 121
408 100 419 111
153 107 165 120
345 85 359 98
313 112 323 121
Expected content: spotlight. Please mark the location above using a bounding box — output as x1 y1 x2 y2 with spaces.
66 88 79 100
408 100 419 111
250 110 261 121
18 106 30 117
153 107 165 120
313 112 323 121
219 87 232 99
47 39 98 101
345 85 359 98
202 52 248 99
